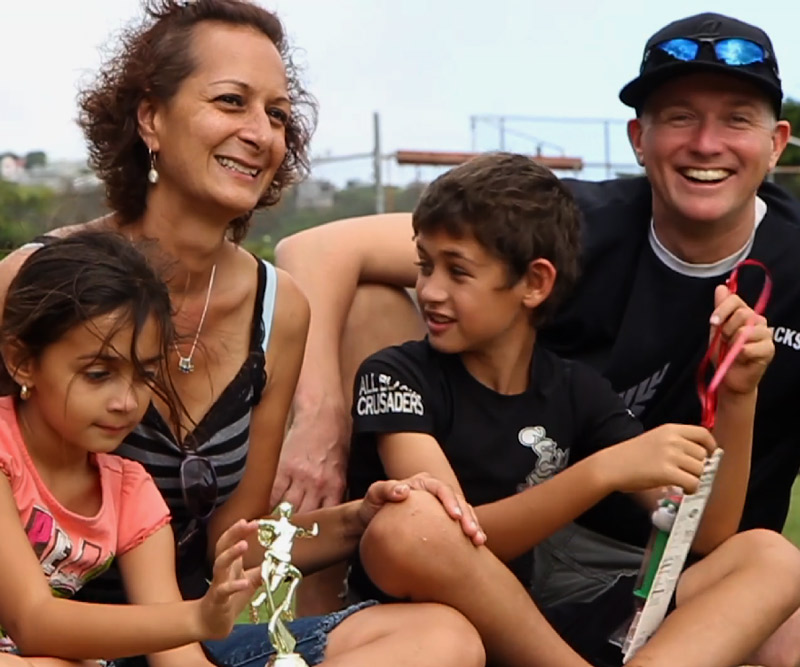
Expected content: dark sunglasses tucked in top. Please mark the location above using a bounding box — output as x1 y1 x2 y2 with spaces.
176 454 219 553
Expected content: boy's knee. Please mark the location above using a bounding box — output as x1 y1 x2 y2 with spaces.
340 284 424 398
359 491 473 593
348 284 420 334
733 529 800 573
361 490 465 559
343 285 423 354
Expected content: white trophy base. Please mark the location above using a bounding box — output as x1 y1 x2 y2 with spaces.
269 653 308 667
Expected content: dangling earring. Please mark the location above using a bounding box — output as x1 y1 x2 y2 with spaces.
19 384 30 401
148 149 160 184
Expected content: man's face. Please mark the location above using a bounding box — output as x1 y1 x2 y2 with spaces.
628 72 790 230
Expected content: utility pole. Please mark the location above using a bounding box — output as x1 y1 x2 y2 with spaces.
373 111 385 214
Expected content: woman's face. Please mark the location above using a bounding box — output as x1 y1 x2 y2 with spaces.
145 21 291 218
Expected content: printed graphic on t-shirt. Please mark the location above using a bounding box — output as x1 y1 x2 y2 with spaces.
774 326 800 351
25 505 113 597
517 426 569 487
619 362 671 417
355 371 424 417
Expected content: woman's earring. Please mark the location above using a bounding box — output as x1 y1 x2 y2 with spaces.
148 149 159 184
20 384 30 401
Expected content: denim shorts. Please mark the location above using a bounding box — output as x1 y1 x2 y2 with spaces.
203 601 378 667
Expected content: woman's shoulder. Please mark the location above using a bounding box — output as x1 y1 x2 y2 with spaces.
268 264 310 343
50 214 119 238
0 216 118 309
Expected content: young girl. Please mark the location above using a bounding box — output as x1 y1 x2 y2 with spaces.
0 3 486 667
0 2 487 667
0 231 261 666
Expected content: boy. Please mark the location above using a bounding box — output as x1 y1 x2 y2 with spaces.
348 152 794 667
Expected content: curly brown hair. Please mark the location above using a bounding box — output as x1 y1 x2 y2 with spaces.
412 152 582 325
78 0 317 243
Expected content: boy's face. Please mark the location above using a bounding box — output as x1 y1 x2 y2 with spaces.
414 229 533 354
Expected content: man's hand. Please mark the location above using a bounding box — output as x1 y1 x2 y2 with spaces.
270 404 350 512
357 473 486 546
600 424 718 495
709 284 774 395
198 520 261 640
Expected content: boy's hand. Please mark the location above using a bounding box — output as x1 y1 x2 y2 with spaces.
358 474 486 546
197 520 261 640
603 424 717 495
709 284 774 395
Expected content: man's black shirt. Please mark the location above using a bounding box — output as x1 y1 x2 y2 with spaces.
541 177 800 544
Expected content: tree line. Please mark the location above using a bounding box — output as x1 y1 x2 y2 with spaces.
3 98 800 258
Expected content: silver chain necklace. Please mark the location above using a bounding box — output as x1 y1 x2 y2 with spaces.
175 264 217 374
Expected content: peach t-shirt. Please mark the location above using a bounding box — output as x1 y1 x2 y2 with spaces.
0 397 170 651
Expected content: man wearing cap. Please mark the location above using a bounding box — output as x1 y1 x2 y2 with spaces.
275 11 800 663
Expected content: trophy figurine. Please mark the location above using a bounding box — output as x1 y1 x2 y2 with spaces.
250 501 319 666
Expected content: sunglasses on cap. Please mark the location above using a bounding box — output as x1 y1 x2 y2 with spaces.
645 37 776 73
176 454 219 552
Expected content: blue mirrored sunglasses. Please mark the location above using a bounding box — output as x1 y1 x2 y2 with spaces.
647 37 771 69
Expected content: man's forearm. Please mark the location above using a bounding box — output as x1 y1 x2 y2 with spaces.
276 214 419 421
276 225 364 417
694 389 756 553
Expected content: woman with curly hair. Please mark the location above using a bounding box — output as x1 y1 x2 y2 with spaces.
0 2 486 667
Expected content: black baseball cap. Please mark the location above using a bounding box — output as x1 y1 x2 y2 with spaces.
619 13 782 116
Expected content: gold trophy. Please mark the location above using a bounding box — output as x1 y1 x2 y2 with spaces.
250 502 319 666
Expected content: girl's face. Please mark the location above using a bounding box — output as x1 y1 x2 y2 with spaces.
18 309 162 455
144 21 291 219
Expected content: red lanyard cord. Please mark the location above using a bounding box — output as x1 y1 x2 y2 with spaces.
696 259 772 430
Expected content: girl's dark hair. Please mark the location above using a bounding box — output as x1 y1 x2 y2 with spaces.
78 0 317 243
0 231 182 435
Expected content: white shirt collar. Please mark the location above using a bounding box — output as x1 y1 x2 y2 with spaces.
648 197 766 278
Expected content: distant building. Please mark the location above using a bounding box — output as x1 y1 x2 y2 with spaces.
0 154 24 182
295 179 335 209
0 155 100 193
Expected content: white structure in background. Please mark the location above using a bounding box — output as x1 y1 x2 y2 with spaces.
295 179 335 209
0 154 25 182
0 156 100 193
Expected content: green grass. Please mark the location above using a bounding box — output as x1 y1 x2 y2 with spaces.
783 477 800 547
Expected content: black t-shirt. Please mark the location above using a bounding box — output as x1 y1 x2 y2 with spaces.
348 340 643 595
540 177 800 545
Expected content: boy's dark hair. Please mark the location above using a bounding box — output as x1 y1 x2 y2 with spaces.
0 231 182 436
78 0 317 243
412 152 581 324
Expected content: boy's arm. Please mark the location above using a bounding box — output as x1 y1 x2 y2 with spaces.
379 425 716 563
273 213 417 512
690 285 774 553
381 430 590 562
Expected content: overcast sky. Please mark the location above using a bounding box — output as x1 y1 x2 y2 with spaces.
4 1 800 183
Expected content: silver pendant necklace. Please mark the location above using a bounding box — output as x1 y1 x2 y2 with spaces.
175 264 217 374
